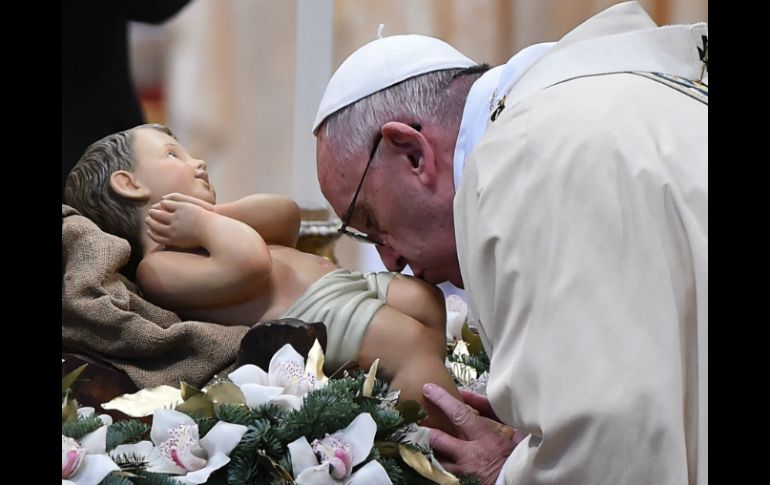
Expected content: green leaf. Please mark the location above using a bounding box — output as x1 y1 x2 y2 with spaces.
180 381 203 400
206 381 247 406
62 363 88 394
175 393 215 418
461 324 484 356
62 393 79 423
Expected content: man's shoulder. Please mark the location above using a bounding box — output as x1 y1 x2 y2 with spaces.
466 72 705 195
493 72 704 146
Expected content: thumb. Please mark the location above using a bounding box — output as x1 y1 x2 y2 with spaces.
424 383 484 438
460 389 499 421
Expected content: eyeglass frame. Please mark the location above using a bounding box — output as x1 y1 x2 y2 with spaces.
337 122 422 245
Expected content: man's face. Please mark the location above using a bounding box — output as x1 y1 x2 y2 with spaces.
317 131 463 287
132 128 216 204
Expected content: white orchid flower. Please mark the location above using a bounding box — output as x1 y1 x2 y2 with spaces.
76 407 113 426
445 295 468 343
288 413 392 485
61 425 119 485
145 408 247 484
229 342 327 411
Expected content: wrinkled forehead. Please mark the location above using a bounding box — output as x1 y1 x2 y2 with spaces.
316 132 362 207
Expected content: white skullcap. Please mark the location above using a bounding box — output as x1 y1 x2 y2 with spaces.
312 34 476 135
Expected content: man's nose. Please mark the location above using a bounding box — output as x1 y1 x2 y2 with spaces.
377 245 406 272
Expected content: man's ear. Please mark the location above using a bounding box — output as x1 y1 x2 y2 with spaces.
381 121 436 187
110 170 151 201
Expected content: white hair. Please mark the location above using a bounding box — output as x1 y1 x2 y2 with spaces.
321 67 486 163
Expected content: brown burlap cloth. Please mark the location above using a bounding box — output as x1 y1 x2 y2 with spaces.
62 204 249 388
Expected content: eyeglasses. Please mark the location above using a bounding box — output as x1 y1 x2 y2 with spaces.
337 123 422 245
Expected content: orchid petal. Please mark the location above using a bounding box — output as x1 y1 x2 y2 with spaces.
239 383 284 408
150 409 196 445
199 421 248 457
77 407 95 419
228 364 269 386
77 407 113 426
269 344 306 378
178 453 230 484
445 295 468 342
146 446 187 475
62 436 86 479
270 393 304 411
80 425 109 455
295 462 338 485
288 436 319 477
269 344 315 395
337 413 376 467
68 454 119 485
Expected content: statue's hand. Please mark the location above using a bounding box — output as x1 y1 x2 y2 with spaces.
145 199 209 249
161 192 215 212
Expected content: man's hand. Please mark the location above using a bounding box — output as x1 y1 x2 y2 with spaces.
459 389 500 421
145 199 210 249
161 192 215 212
423 383 523 485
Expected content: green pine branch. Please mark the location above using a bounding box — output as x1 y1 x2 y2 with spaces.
130 470 184 484
215 403 254 426
277 386 360 443
106 420 150 451
190 415 218 438
62 414 103 440
98 472 134 485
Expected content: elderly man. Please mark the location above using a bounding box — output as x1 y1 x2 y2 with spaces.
314 2 707 484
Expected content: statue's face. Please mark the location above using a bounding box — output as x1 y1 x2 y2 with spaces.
132 128 216 205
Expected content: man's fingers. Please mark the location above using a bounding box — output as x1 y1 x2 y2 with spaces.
428 428 462 462
424 383 483 435
434 458 463 477
460 389 499 421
